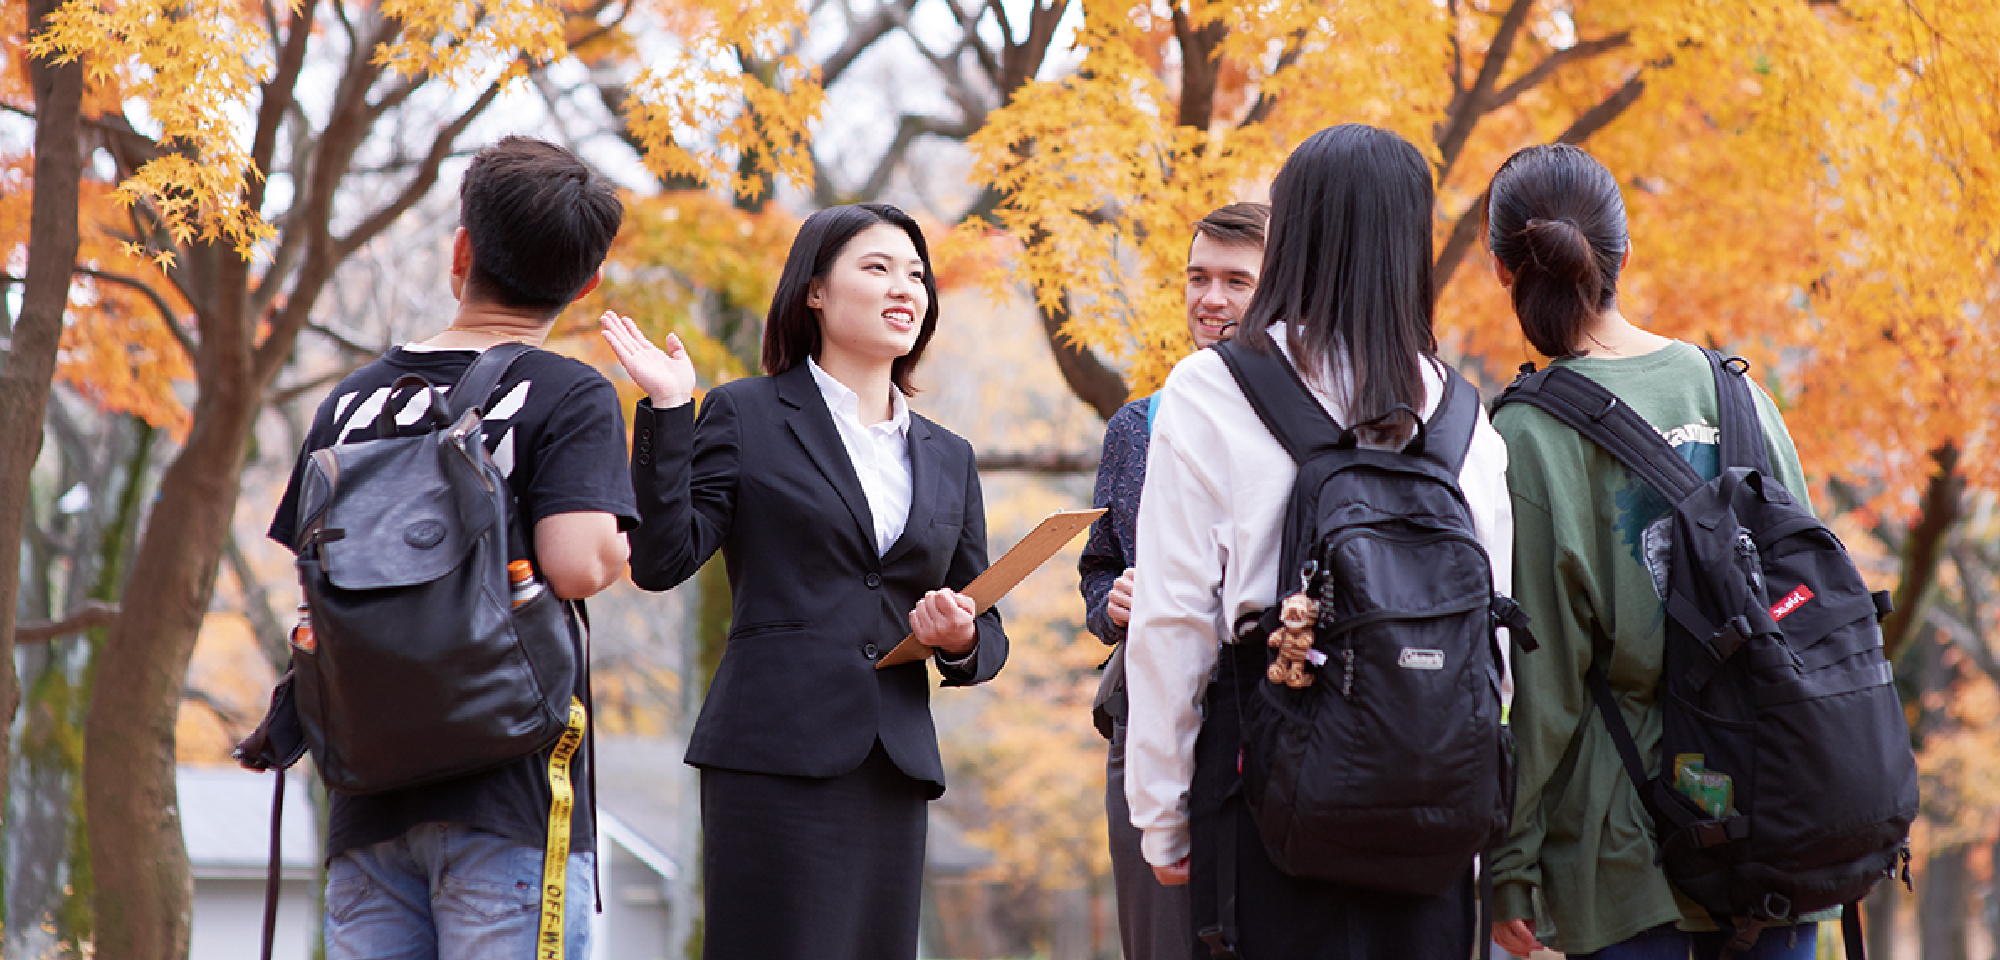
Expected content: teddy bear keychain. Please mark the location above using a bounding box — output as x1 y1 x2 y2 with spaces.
1266 591 1320 689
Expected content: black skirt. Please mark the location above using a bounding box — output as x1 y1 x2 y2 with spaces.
699 741 930 960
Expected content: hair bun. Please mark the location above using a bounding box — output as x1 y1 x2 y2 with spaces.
1520 217 1598 287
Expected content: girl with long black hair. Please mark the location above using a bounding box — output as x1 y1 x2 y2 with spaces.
1123 124 1514 957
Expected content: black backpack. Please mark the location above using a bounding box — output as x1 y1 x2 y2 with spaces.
1200 341 1530 916
235 343 596 960
259 342 583 793
1493 348 1917 955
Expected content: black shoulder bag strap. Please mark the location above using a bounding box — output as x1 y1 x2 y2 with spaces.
448 340 534 421
1211 339 1348 464
1494 363 1705 506
1701 348 1771 476
1496 361 1702 798
1203 339 1356 960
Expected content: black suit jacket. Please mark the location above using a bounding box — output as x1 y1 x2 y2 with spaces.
629 364 1007 796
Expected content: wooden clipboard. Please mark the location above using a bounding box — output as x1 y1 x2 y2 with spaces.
875 507 1106 669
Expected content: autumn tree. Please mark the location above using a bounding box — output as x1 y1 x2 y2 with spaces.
962 0 1999 565
6 0 819 956
1 0 86 891
966 0 2000 951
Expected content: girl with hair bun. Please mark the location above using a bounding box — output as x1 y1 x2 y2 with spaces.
1483 144 1826 960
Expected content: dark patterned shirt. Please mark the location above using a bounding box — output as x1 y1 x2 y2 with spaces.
1080 397 1153 645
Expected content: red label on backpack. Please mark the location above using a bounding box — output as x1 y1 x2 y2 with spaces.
1771 584 1815 621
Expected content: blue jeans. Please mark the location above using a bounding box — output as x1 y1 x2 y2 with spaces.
1571 921 1820 960
324 823 594 960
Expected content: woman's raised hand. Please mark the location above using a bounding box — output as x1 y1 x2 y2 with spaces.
600 310 696 409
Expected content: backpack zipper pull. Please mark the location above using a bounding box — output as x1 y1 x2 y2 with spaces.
1341 647 1355 697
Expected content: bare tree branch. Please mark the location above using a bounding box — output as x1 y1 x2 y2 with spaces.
1239 31 1307 129
305 320 382 358
16 601 120 644
269 362 367 408
76 266 198 361
247 0 320 213
181 685 249 731
1038 293 1128 420
820 0 916 86
1432 70 1648 301
333 79 507 269
976 450 1099 474
1488 32 1632 114
1433 0 1537 184
856 114 979 199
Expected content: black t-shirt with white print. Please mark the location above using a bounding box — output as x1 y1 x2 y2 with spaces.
269 342 639 860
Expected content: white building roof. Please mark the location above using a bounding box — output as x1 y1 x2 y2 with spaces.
178 765 319 880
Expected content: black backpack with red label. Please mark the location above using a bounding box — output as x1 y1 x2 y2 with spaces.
1494 348 1916 957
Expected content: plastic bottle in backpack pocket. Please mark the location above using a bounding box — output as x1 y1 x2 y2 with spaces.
289 602 316 653
508 559 544 609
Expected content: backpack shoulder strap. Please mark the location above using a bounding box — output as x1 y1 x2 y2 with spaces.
1414 361 1479 475
447 341 534 421
1493 363 1704 504
1702 348 1772 475
1211 339 1345 466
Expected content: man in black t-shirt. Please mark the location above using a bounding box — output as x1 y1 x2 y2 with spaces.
268 137 637 960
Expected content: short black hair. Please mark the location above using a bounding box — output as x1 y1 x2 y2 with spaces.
459 136 623 315
1485 143 1628 359
761 203 939 396
1193 202 1271 249
1237 125 1437 445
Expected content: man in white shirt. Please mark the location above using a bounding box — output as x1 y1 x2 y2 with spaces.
1079 202 1270 960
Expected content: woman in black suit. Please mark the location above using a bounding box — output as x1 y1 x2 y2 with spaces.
599 202 1008 960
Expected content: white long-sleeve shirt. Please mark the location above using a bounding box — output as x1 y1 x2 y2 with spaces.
1123 329 1514 867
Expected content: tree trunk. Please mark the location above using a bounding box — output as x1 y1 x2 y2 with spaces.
84 346 261 960
1866 877 1901 960
3 0 87 840
1882 443 1963 662
1919 843 1969 960
6 416 151 958
6 641 86 960
1038 298 1128 420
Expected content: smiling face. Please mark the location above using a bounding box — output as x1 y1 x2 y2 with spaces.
1185 233 1263 349
807 222 930 370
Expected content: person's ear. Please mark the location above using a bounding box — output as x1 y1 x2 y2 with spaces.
449 228 473 301
1491 252 1516 289
574 267 603 300
1621 239 1633 272
806 277 825 310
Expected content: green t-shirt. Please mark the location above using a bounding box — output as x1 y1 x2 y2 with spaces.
1488 340 1821 954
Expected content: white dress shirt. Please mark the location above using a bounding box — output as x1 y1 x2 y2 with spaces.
808 357 913 557
1122 326 1515 868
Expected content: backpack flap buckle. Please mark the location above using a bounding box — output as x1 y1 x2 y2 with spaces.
1872 590 1895 623
1491 595 1538 652
1197 926 1238 959
1703 616 1751 664
1691 814 1751 850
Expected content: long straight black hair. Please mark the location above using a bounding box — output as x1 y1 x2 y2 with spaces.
1236 125 1438 442
761 202 940 396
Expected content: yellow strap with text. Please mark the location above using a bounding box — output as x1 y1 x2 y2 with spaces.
537 697 588 960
